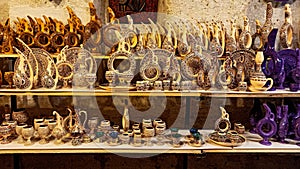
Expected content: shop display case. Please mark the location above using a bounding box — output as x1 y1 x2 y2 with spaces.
0 0 299 160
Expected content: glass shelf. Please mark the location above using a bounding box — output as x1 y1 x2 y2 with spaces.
0 88 299 97
0 130 299 154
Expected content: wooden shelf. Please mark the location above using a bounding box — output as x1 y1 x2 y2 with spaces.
0 130 299 154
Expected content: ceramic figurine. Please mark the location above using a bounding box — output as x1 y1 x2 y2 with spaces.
256 103 277 146
278 105 289 143
279 4 293 49
238 16 252 50
262 29 285 90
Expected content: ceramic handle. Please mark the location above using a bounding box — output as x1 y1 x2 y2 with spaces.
265 78 274 91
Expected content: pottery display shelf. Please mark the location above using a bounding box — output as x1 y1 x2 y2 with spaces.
0 130 300 154
0 88 300 97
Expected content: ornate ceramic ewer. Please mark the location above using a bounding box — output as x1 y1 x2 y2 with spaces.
262 29 285 90
279 4 293 49
251 20 264 51
52 111 66 144
84 2 102 50
13 40 35 90
261 2 273 45
249 51 273 92
63 108 87 137
72 46 97 88
256 103 277 146
238 16 252 50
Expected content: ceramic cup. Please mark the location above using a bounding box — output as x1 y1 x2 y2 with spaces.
181 81 192 90
171 81 180 91
153 81 163 90
238 82 247 91
136 81 145 91
163 80 171 91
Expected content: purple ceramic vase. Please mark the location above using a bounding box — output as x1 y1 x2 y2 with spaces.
278 49 298 88
262 29 285 90
278 105 289 143
256 103 277 146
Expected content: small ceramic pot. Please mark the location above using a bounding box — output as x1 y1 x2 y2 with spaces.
171 81 180 91
143 81 151 90
289 83 299 92
12 108 29 124
133 132 142 146
153 119 163 127
120 133 130 144
153 81 163 90
136 81 145 91
143 126 155 137
238 82 247 92
155 126 165 135
100 120 111 133
163 80 171 91
181 81 192 90
132 123 140 129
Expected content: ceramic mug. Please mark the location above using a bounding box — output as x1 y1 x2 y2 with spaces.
136 81 145 91
238 82 247 91
250 77 273 90
153 81 163 90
